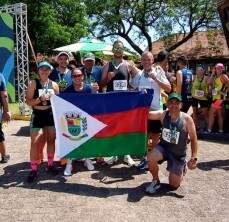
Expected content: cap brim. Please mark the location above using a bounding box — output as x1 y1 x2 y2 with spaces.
84 58 95 61
38 65 53 70
57 52 70 59
169 97 182 101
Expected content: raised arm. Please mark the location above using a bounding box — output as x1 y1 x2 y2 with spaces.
176 70 183 95
99 63 110 88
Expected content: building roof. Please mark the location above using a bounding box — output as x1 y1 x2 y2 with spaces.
151 31 229 60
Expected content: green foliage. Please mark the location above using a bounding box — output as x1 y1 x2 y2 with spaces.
0 0 88 53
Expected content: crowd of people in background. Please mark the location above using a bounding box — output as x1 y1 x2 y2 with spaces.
1 39 229 194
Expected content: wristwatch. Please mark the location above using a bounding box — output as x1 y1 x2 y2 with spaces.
191 157 198 161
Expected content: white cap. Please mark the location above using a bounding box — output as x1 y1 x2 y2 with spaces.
56 52 70 60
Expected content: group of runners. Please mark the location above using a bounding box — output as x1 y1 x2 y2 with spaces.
1 39 229 194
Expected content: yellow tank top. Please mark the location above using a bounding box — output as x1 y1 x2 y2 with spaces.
191 76 208 100
212 76 223 100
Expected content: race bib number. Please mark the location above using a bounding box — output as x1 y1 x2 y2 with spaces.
195 90 205 97
113 80 127 91
162 128 180 144
38 89 55 100
212 88 217 96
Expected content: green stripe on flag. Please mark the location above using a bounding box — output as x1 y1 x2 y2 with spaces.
65 133 147 159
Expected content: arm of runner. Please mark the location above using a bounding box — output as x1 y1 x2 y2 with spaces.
1 91 11 122
129 71 141 89
221 74 229 85
26 80 41 106
176 70 182 95
128 60 140 78
99 63 109 88
186 115 198 170
52 81 59 95
150 69 171 93
148 110 164 121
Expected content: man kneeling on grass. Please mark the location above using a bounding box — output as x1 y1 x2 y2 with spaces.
146 93 198 194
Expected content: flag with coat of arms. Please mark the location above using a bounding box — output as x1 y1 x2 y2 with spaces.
50 90 153 159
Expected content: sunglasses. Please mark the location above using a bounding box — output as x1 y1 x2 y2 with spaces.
113 47 124 52
72 74 83 78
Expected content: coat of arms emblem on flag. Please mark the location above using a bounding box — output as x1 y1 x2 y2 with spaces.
62 112 88 141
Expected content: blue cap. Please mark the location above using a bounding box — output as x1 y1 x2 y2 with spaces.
38 61 53 70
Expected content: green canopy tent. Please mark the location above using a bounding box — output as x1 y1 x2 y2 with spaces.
53 37 112 52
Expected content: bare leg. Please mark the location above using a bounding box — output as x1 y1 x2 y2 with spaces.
208 106 216 131
169 172 183 189
217 109 224 131
202 107 209 128
0 141 6 156
192 107 198 128
149 133 160 149
147 148 164 181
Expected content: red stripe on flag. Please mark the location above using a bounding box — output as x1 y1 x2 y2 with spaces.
93 107 148 138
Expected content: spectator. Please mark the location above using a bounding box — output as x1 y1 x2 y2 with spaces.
0 73 11 163
191 66 209 131
207 63 229 133
176 56 193 113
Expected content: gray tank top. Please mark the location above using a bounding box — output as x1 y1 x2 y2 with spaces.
159 111 188 160
106 60 129 92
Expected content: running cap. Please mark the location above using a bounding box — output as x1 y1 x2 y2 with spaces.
56 51 70 60
38 61 53 70
215 63 224 69
168 92 182 102
83 52 95 61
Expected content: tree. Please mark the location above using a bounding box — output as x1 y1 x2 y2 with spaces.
84 0 220 55
0 0 88 53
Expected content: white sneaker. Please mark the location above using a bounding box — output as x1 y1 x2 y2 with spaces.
123 155 136 166
106 156 118 165
146 180 161 194
64 160 73 176
84 159 94 171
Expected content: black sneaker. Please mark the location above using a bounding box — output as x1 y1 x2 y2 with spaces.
0 154 10 163
46 165 59 176
27 170 38 183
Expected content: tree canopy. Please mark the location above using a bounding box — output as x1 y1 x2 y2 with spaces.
84 0 220 55
0 0 221 55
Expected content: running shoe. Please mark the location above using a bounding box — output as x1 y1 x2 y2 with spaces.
27 170 38 183
84 159 95 171
0 154 10 163
123 155 136 166
145 180 161 194
46 165 59 176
